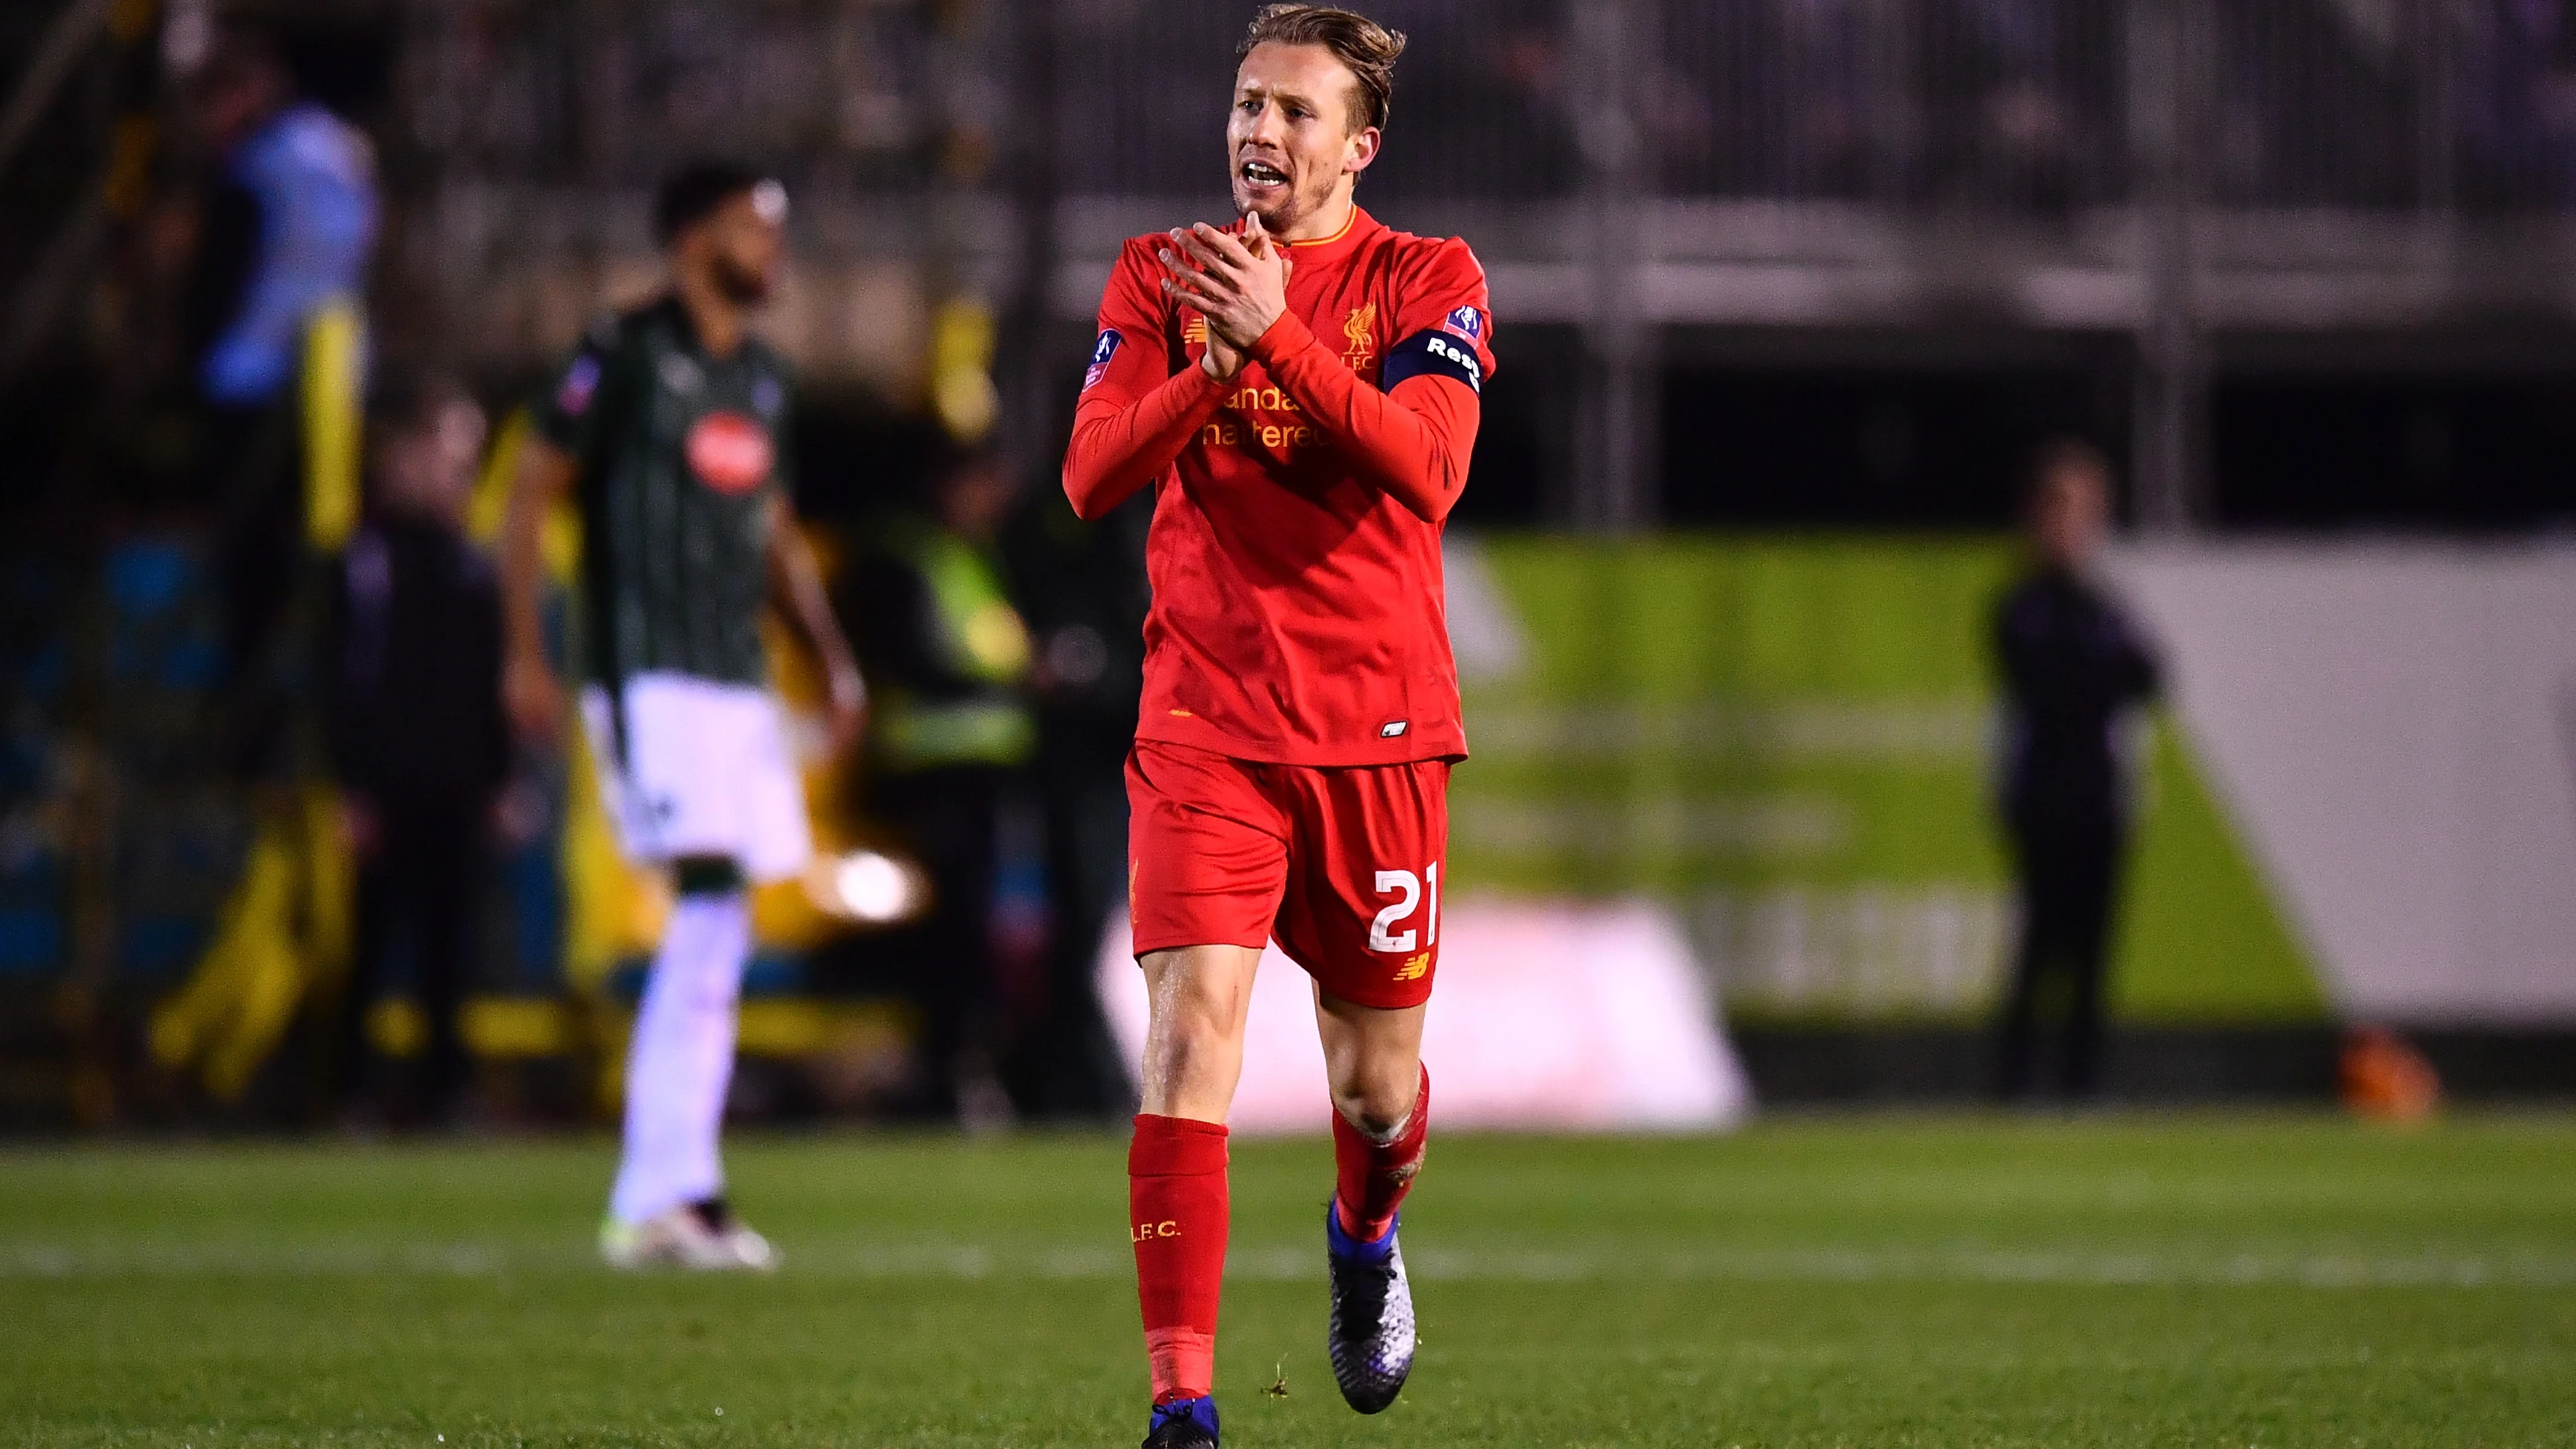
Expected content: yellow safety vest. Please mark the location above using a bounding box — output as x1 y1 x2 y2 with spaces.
873 521 1035 772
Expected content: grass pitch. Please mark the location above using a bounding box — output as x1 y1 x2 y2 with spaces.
1 1115 2571 1446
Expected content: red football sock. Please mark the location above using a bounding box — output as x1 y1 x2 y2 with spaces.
1333 1064 1429 1242
1129 1113 1230 1405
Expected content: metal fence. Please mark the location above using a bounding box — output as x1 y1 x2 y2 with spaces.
1049 0 1587 198
378 0 2576 533
396 0 2576 214
399 0 948 190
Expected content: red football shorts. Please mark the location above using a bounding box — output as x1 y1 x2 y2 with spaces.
1125 739 1450 1010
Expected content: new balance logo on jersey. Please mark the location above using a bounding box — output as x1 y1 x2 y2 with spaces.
1380 721 1409 738
1083 330 1123 390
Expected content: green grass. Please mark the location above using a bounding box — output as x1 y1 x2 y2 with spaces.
3 1116 2573 1446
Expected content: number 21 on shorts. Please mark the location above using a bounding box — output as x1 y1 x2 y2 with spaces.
1368 862 1440 954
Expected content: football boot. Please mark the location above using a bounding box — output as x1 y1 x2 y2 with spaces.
1324 1203 1416 1413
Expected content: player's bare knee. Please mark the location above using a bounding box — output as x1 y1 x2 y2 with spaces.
1148 1010 1232 1075
1153 983 1245 1052
1331 1065 1420 1141
1334 1095 1405 1142
1142 985 1250 1107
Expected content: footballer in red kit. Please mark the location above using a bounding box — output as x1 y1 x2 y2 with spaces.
1060 6 1491 1446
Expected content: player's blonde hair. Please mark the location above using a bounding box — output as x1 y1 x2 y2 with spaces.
1239 5 1408 134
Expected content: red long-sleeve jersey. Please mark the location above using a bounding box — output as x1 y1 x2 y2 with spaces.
1063 207 1494 767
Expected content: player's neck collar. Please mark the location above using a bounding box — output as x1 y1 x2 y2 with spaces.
655 291 710 357
1277 204 1370 258
659 287 751 361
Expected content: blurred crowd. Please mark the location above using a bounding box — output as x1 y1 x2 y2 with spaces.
1259 0 2576 206
7 0 2572 1131
0 23 1143 1131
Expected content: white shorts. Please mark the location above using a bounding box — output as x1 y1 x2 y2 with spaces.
581 671 813 886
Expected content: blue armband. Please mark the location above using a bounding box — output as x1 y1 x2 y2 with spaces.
1379 328 1484 395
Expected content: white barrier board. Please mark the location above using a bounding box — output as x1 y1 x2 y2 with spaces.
1096 898 1753 1135
2110 543 2576 1024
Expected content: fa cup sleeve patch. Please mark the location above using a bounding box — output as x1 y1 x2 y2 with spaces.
1083 330 1124 390
1380 328 1483 395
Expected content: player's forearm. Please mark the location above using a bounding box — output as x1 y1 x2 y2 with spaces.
1063 366 1228 520
770 525 861 684
1251 313 1476 524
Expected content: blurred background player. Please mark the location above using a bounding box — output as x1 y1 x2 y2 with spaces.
1991 439 2163 1101
499 161 865 1270
326 372 505 1131
1061 7 1494 1443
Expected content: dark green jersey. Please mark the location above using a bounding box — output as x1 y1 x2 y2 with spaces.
532 297 794 688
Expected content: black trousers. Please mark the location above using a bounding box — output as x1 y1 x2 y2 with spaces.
873 766 1009 1116
344 804 484 1123
202 401 305 782
1011 770 1137 1120
1998 814 2124 1100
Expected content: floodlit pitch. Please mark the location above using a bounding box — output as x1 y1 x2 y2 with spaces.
3 1117 2571 1446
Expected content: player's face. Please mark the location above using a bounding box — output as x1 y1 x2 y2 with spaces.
375 399 486 524
700 190 786 306
189 71 280 151
2034 468 2110 569
1228 42 1380 231
938 460 1017 543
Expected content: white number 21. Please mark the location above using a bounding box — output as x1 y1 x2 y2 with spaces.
1368 863 1440 953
